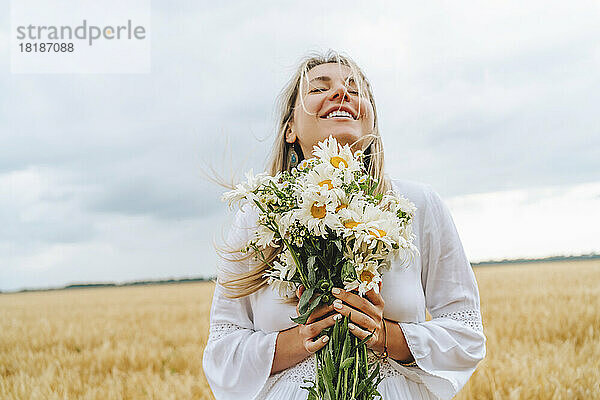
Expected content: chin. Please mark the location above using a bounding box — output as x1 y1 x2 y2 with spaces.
325 131 365 149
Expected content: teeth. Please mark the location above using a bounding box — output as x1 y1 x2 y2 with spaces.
326 110 354 119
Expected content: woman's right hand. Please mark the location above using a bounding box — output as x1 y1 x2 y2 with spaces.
295 284 341 355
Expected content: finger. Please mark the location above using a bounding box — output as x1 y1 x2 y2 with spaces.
303 313 341 349
305 334 330 354
332 289 379 323
332 301 377 331
306 312 342 337
296 299 334 324
295 284 305 299
306 303 336 324
347 321 379 350
365 281 385 307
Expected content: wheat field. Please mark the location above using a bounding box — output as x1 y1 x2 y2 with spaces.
1 259 599 399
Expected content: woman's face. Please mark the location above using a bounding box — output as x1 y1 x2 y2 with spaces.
287 62 375 158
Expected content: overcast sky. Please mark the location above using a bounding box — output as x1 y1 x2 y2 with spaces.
1 1 599 292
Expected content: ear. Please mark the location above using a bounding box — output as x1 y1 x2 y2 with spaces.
285 122 297 143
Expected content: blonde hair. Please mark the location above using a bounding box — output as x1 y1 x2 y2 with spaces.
218 49 391 302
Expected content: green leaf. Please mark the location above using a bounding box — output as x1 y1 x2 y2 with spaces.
323 353 336 400
326 241 334 264
290 294 323 325
340 356 355 370
368 362 380 381
307 255 316 269
341 332 350 360
355 381 366 397
300 380 319 399
350 330 374 353
341 260 355 282
298 287 314 314
332 320 339 351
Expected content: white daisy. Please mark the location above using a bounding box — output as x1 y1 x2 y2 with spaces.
297 159 310 172
393 243 420 269
221 169 273 209
302 162 343 192
344 260 382 296
364 212 402 250
252 223 278 249
263 259 298 298
276 211 296 239
380 192 417 221
311 136 362 173
294 189 341 237
279 248 298 274
397 196 418 220
337 195 365 227
331 188 352 214
264 275 297 299
337 198 381 237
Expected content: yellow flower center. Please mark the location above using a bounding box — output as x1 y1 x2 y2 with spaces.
310 203 327 219
369 229 387 238
360 270 375 283
318 179 333 190
335 203 348 212
330 156 348 169
344 219 359 229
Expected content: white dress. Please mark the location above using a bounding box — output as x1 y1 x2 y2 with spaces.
203 178 487 400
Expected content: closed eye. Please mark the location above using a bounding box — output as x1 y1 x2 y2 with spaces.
310 88 326 93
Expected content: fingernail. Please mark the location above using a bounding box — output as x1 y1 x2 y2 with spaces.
322 336 329 343
348 323 355 330
333 299 343 309
332 288 341 295
333 313 342 321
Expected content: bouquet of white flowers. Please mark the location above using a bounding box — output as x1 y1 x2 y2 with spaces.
222 136 419 400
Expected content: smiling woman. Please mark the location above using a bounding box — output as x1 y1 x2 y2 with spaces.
202 49 486 400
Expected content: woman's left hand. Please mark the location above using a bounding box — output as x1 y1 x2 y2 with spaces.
331 281 385 353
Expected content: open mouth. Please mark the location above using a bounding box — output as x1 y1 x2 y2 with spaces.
321 110 356 120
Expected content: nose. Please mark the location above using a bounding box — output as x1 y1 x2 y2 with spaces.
329 82 351 103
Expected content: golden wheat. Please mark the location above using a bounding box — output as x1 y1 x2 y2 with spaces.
458 259 600 400
1 259 599 399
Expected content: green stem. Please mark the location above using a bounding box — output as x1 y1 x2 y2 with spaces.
335 321 342 398
351 341 359 399
344 368 348 400
253 199 309 288
281 236 309 287
309 236 328 266
362 344 368 378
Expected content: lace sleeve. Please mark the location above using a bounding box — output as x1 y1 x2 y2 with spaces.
208 322 247 342
436 309 483 333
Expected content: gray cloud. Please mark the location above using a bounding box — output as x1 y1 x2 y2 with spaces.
1 1 599 290
86 177 222 220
